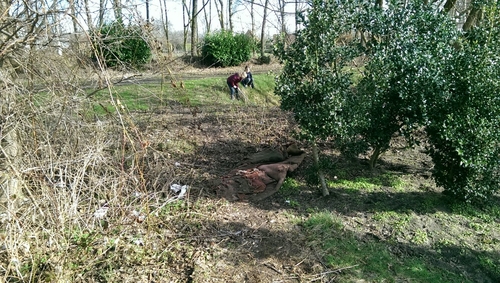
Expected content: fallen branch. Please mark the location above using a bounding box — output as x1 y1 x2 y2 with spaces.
263 262 282 274
310 264 360 280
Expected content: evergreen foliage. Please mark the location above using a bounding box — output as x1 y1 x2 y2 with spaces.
92 22 151 69
274 0 361 142
426 6 500 201
355 1 459 169
201 31 254 67
275 0 500 202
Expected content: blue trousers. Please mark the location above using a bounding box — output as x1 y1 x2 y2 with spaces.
227 82 239 99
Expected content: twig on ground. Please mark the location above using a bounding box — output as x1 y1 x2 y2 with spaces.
310 264 359 281
238 88 249 103
263 262 282 274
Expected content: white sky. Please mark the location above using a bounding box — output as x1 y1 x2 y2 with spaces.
62 0 302 40
127 0 300 35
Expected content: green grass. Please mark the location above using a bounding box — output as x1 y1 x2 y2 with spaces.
327 173 406 193
88 73 279 115
279 177 302 197
330 177 378 192
303 212 470 283
297 164 500 281
451 202 500 223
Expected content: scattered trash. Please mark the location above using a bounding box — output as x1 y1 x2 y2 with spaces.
130 210 146 223
174 162 181 167
0 212 9 223
94 205 109 219
170 184 189 199
53 181 66 188
133 238 144 246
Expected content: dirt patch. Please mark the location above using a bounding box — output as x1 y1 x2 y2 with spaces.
108 97 335 282
130 96 499 282
186 202 319 282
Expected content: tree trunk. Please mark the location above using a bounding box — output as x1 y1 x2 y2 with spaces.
0 104 23 215
182 0 190 54
260 0 269 58
160 0 169 42
312 143 329 197
278 0 286 34
294 0 298 33
0 0 10 67
214 0 224 30
99 0 105 27
228 0 234 31
83 0 94 30
112 0 123 24
191 0 198 56
251 0 255 34
369 146 382 171
463 6 481 31
203 0 212 33
68 0 79 34
251 0 255 56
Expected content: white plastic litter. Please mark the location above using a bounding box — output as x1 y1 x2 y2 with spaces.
131 210 146 223
133 238 145 246
94 206 109 219
170 184 189 199
53 181 66 188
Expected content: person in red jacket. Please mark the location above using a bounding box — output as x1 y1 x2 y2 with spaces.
226 72 247 100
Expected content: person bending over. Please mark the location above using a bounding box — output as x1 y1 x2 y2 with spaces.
227 72 246 100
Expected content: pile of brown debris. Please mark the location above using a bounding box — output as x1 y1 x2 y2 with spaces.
217 144 306 202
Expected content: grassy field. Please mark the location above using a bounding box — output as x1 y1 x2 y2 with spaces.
88 73 281 115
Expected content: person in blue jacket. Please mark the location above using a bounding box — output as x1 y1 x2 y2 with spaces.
241 65 254 88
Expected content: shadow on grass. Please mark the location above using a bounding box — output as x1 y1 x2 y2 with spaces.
185 137 500 282
140 102 499 282
298 212 500 283
163 215 499 283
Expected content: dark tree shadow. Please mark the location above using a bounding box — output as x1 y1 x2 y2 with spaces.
136 102 499 282
185 136 500 282
175 216 500 282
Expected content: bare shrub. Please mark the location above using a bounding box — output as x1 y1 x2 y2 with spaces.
0 38 179 283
